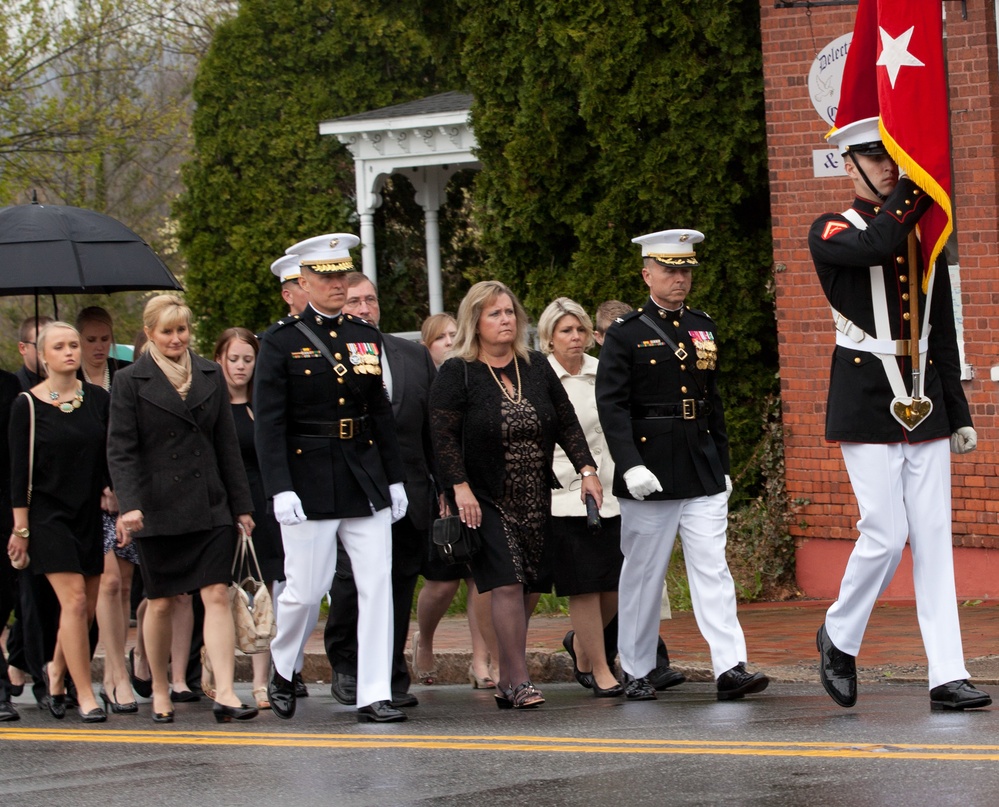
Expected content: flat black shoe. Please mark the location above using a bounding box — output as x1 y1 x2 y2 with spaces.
330 671 357 705
268 670 297 720
930 680 992 711
213 702 259 723
129 649 153 699
293 672 309 698
0 701 20 722
716 663 769 700
562 630 594 689
79 707 107 724
170 688 201 703
357 700 407 723
592 680 624 698
100 687 138 714
8 684 24 697
623 674 656 701
648 665 686 691
817 625 857 707
152 710 174 724
391 691 419 708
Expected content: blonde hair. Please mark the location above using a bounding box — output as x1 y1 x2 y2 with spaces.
452 281 531 364
142 294 191 350
420 312 457 346
36 321 80 370
537 297 595 355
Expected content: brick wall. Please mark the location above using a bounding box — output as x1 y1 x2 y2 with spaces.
759 2 999 596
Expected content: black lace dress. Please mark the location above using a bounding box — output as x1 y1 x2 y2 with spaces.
430 352 595 593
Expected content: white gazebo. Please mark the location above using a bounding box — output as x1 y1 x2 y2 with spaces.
319 91 480 314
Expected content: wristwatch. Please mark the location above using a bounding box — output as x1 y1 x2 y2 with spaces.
581 470 597 479
12 527 29 539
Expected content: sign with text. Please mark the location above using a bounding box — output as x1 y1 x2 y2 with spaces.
808 33 852 127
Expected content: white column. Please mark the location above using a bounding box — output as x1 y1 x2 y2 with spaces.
359 210 377 284
424 209 443 314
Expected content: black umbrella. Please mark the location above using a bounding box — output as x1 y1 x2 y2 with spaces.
0 200 183 296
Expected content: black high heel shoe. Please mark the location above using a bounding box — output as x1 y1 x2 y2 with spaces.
79 706 107 723
128 648 153 699
562 630 594 689
213 702 259 723
495 688 514 710
42 668 66 719
100 686 139 714
152 710 175 724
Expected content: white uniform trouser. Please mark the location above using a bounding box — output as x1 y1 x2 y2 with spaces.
618 493 747 679
826 439 969 689
271 508 393 708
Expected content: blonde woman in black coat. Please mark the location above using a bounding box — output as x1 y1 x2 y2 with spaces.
108 295 257 725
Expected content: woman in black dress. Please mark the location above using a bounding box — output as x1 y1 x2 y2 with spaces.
430 281 601 709
108 295 258 725
214 327 283 709
8 321 116 723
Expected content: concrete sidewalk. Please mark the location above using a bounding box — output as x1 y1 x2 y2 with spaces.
292 598 999 687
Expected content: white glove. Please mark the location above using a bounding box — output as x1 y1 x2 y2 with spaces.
725 475 733 500
950 426 978 455
623 466 663 501
273 491 307 526
389 482 409 523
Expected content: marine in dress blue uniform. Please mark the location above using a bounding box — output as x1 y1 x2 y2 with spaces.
254 233 409 723
596 229 769 701
808 117 989 711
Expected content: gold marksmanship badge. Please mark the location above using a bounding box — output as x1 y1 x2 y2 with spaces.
689 331 717 371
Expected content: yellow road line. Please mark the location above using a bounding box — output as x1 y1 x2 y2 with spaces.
2 728 999 761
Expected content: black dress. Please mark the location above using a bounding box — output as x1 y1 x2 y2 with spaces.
231 402 284 583
430 352 594 593
8 386 110 577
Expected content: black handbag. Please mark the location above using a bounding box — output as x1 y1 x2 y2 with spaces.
432 514 480 565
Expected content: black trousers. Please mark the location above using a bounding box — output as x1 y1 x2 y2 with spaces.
324 516 424 694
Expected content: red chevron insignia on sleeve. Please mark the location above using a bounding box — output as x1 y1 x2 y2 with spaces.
821 221 850 240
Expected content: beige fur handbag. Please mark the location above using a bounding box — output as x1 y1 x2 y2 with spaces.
229 526 276 654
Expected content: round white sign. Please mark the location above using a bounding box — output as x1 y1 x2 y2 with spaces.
808 33 853 126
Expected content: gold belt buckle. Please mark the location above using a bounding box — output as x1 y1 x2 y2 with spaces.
339 418 354 439
681 399 697 420
894 339 910 356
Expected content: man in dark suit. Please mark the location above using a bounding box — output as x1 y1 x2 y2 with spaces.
0 368 24 720
323 273 437 709
596 229 769 702
808 118 989 711
255 233 409 724
15 316 51 390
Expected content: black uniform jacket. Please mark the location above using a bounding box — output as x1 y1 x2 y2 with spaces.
108 351 253 537
382 332 438 532
253 305 405 520
595 297 729 501
808 177 970 443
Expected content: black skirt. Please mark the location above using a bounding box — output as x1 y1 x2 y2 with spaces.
549 515 623 597
135 525 236 599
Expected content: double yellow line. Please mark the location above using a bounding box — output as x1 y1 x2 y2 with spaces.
3 728 999 760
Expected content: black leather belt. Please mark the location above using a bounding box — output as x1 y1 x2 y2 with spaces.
292 416 371 439
631 400 711 420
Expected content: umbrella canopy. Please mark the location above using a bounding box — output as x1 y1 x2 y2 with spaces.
0 201 183 295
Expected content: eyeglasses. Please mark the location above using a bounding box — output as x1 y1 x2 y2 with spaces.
20 341 36 347
347 296 379 306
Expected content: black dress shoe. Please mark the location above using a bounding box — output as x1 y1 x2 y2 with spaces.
562 630 594 689
78 707 107 724
623 674 657 701
716 663 770 700
391 691 419 708
330 671 357 705
592 680 624 698
47 694 67 720
817 625 857 707
930 680 992 711
293 672 309 698
648 665 686 691
129 649 153 699
213 702 260 723
170 688 201 703
152 710 174 724
0 701 20 722
8 684 24 697
268 670 297 720
357 700 407 723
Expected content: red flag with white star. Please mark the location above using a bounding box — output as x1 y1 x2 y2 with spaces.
875 0 952 287
832 0 879 129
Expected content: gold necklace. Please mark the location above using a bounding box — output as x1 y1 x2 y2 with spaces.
46 383 84 413
485 356 522 404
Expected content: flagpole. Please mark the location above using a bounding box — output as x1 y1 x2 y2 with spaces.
907 231 921 399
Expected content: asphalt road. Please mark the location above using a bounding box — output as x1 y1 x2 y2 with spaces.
3 682 999 807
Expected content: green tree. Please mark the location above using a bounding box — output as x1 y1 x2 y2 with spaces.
176 0 464 346
459 0 777 480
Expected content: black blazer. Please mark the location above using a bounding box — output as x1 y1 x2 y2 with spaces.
107 350 252 537
382 333 438 531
